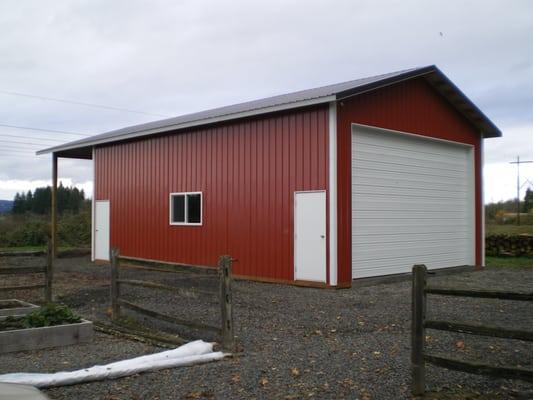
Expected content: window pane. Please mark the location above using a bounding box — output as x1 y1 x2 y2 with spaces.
187 194 201 223
172 195 185 223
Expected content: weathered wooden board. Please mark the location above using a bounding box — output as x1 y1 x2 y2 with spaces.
0 299 39 317
0 319 93 354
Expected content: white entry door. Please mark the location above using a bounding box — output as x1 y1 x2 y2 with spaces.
94 200 110 261
294 191 327 282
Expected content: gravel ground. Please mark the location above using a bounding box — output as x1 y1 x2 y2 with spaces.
0 255 532 399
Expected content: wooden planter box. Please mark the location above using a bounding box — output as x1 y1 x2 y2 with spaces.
0 299 40 317
0 317 93 354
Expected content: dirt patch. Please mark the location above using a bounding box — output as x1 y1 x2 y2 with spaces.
0 255 532 399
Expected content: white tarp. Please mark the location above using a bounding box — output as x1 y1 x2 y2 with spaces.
0 340 226 388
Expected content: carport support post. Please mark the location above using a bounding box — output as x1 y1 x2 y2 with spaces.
411 264 427 396
110 248 120 320
218 255 234 351
51 153 58 259
44 238 53 303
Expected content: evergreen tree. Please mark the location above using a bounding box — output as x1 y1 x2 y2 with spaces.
12 192 24 214
524 188 533 213
11 184 86 215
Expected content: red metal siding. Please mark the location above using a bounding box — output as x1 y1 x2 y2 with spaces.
336 78 483 285
95 106 329 282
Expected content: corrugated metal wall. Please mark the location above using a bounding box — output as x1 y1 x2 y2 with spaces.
95 106 329 282
336 77 482 283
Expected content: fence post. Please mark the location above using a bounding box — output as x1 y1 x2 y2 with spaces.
110 248 120 320
44 239 53 303
218 255 234 351
412 264 427 396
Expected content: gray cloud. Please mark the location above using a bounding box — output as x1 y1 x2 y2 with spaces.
0 0 532 201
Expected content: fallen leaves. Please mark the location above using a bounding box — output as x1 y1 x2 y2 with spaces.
184 391 215 400
291 367 300 377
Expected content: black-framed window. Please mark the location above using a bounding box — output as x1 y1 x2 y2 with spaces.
170 192 202 225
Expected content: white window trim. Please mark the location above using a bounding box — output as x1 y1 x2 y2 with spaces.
169 191 203 226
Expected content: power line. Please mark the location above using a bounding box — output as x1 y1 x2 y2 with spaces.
0 140 48 147
0 134 65 143
0 149 36 155
0 153 37 158
0 89 169 118
0 145 40 152
0 123 90 137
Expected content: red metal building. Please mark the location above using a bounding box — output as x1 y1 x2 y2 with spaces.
39 66 501 287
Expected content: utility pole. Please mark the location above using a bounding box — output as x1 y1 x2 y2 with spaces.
509 156 533 225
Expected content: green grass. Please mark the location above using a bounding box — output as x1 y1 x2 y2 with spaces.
485 256 533 268
486 224 533 235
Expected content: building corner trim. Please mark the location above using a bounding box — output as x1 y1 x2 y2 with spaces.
480 134 485 266
328 102 338 286
91 147 96 262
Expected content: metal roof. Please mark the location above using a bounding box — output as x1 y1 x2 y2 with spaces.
37 65 501 158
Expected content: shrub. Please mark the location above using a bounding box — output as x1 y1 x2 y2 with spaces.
0 209 91 248
22 304 82 328
0 304 82 331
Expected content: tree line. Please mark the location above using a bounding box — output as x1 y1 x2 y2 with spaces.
486 188 533 220
12 184 87 215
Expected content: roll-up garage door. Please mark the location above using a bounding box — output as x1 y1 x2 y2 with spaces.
352 125 475 278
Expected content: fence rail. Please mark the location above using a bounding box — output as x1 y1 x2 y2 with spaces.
411 264 533 395
110 249 234 350
0 241 53 302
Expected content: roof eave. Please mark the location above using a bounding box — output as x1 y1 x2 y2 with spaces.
37 94 336 156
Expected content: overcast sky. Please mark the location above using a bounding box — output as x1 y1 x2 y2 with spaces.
0 0 532 202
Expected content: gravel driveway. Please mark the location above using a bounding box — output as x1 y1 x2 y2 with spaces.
0 255 532 399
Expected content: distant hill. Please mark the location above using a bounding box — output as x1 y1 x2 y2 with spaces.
0 200 13 214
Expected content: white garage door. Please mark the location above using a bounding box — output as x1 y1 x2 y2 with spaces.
352 124 475 278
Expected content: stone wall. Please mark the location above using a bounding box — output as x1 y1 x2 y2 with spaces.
485 234 533 257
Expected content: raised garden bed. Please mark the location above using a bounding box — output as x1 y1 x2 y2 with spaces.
0 304 93 354
0 299 40 317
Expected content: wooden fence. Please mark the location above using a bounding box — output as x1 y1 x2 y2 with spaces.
0 241 53 302
411 264 533 395
109 248 234 350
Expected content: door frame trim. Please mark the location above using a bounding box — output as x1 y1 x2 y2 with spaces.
293 190 327 283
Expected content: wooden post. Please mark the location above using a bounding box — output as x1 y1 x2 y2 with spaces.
412 264 427 396
51 153 58 259
218 255 234 351
44 238 53 303
110 248 120 320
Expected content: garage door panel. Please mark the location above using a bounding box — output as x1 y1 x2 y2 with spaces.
353 157 467 178
354 130 468 160
354 148 467 172
351 125 475 279
353 210 469 220
353 197 467 212
354 256 471 278
353 184 467 198
353 231 470 244
353 241 470 256
354 139 468 163
353 242 469 260
355 167 470 187
354 176 469 193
